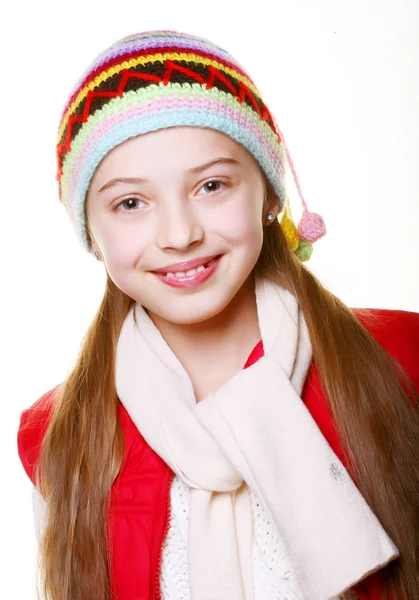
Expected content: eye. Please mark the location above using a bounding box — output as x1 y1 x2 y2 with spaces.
116 197 145 211
198 180 225 195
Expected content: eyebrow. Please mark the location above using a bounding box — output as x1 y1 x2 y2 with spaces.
98 157 241 193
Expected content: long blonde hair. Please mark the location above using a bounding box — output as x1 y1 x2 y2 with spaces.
36 177 419 599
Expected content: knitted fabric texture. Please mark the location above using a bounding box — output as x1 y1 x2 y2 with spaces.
160 475 303 600
56 30 326 256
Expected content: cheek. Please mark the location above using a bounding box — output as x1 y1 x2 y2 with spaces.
210 196 263 248
94 219 150 269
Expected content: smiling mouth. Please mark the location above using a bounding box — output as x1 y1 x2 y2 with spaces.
152 254 221 279
162 256 219 278
150 255 223 288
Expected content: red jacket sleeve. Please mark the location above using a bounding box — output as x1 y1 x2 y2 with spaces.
353 307 419 397
17 387 57 485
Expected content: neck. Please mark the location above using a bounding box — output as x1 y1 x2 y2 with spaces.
146 274 262 391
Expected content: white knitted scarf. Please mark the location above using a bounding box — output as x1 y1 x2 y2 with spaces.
115 275 398 600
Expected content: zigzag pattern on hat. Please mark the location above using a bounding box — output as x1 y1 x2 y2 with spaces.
57 57 280 177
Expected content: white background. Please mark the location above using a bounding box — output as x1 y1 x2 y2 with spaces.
2 0 418 596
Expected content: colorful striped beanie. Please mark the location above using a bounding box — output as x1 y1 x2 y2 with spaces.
57 30 326 260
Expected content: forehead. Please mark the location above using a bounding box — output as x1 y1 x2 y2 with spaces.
90 126 258 184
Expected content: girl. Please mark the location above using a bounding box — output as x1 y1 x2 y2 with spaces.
17 30 419 600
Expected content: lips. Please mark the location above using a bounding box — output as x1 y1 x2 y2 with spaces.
151 255 220 276
151 255 222 289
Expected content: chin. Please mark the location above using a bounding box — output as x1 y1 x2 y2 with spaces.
150 299 231 326
139 285 238 325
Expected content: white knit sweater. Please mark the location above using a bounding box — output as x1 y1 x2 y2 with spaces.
159 476 302 600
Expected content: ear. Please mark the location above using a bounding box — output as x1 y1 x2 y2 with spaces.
269 202 281 220
90 243 102 261
85 222 102 261
263 199 281 225
88 235 102 262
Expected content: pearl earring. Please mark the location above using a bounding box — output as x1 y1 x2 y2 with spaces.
267 213 275 223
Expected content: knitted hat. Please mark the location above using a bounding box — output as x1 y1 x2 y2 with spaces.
57 30 326 260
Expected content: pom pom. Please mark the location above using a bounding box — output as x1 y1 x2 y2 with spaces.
295 240 313 262
298 209 326 243
280 204 300 251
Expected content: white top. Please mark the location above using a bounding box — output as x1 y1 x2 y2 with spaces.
159 476 302 600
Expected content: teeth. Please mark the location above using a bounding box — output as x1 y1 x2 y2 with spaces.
162 257 218 278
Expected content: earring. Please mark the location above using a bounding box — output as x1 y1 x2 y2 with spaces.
93 251 100 261
267 213 275 223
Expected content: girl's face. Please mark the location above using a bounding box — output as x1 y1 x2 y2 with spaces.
87 126 276 325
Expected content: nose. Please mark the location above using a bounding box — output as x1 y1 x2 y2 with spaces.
155 198 204 252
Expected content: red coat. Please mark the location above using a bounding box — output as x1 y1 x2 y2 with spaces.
17 308 419 600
